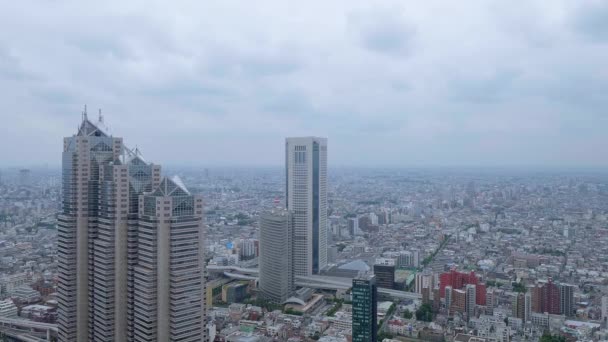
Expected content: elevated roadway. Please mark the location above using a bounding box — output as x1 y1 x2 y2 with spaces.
211 266 422 300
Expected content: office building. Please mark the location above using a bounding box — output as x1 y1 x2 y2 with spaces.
352 274 377 342
373 264 395 289
134 176 206 342
57 112 206 342
221 283 248 304
398 250 420 268
259 209 295 304
285 137 328 276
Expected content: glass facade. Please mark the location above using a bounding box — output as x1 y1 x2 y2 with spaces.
352 275 378 342
312 141 320 274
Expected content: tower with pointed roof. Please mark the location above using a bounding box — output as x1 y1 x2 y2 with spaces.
58 110 207 342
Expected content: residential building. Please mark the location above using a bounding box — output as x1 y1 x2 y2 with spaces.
559 283 575 317
439 270 486 305
466 284 477 320
601 296 607 323
512 293 526 321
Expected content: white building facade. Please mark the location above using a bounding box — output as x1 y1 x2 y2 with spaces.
286 137 328 276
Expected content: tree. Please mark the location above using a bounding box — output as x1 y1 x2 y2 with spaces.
403 309 413 319
540 333 566 342
513 281 527 293
416 303 433 322
378 331 395 341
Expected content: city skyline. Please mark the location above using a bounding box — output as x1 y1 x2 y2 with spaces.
1 1 608 341
1 1 608 167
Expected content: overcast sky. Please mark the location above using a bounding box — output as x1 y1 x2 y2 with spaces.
1 1 607 168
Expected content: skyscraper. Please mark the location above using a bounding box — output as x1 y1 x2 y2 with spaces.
58 112 206 342
285 137 327 276
134 176 206 342
259 209 294 304
352 274 377 342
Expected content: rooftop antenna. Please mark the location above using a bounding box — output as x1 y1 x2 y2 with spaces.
98 108 103 123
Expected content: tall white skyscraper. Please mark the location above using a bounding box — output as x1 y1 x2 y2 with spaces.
58 111 207 342
285 137 327 275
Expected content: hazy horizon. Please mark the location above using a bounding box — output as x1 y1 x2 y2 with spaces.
1 1 608 167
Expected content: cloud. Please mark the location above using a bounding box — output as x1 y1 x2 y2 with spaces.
348 7 416 56
0 0 607 167
0 48 38 81
448 69 521 103
571 1 608 42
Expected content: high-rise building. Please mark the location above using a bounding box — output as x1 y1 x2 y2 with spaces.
439 270 486 305
445 286 453 312
450 288 466 315
513 293 525 320
524 292 532 323
486 288 495 315
348 217 359 237
559 283 575 317
530 279 561 315
285 137 328 276
465 284 476 320
398 250 420 268
373 264 395 289
601 296 608 323
259 209 295 304
58 112 206 342
134 176 206 342
416 270 434 294
544 279 561 315
352 274 377 342
530 284 542 313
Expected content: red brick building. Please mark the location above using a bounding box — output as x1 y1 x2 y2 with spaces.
439 270 486 305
